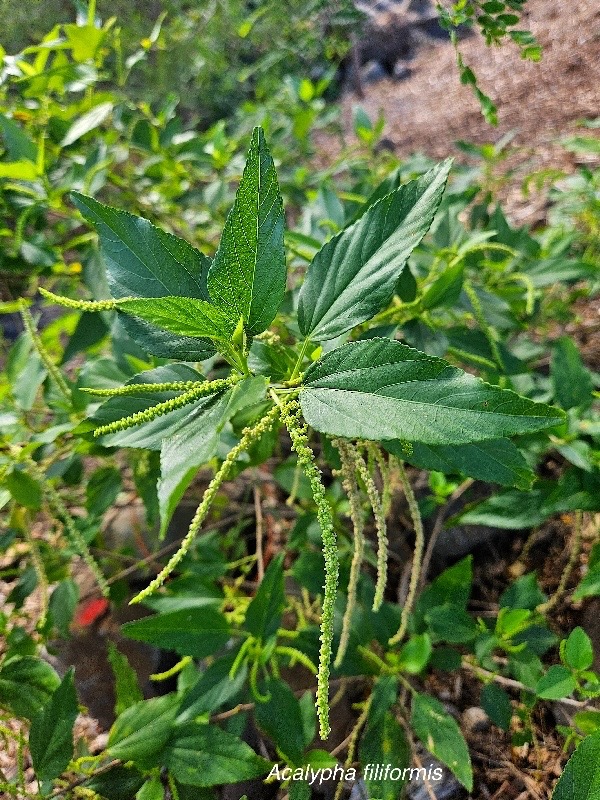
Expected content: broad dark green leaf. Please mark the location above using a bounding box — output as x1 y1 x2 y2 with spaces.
118 297 236 341
414 557 472 630
72 193 215 359
551 337 594 410
301 339 563 444
30 669 78 782
84 765 145 800
122 607 230 658
535 665 577 700
0 656 60 720
411 693 473 791
481 684 512 731
88 365 210 450
86 466 122 517
5 468 43 510
552 730 600 800
563 628 593 672
359 711 410 800
207 127 286 335
426 605 478 643
0 113 38 161
254 678 306 763
165 724 271 787
107 642 143 717
177 654 248 724
244 553 285 641
158 377 267 537
385 437 534 489
48 579 79 638
298 160 451 341
107 694 180 767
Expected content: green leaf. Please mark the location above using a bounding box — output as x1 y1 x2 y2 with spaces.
551 337 594 410
421 262 464 310
254 678 306 763
535 665 577 700
207 127 286 335
0 160 38 180
84 765 145 800
157 392 231 538
30 669 78 782
359 711 410 800
411 693 473 791
177 654 248 724
107 694 180 767
122 607 230 658
0 656 60 720
118 297 235 341
298 160 451 341
5 467 43 510
0 113 38 161
86 466 122 517
552 730 600 799
301 339 563 444
71 193 215 359
48 579 79 638
564 628 594 672
397 634 432 674
500 572 546 610
61 101 113 146
89 365 210 450
481 683 512 731
386 437 534 489
136 777 164 800
426 605 478 643
107 642 143 717
244 552 285 641
165 724 271 787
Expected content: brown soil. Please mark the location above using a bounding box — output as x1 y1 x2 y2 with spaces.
320 0 600 225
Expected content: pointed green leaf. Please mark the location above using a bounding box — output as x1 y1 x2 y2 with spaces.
0 113 38 161
122 607 230 658
88 364 210 450
360 710 410 800
107 642 143 717
298 160 451 341
244 553 285 641
301 339 564 444
551 337 594 410
207 127 286 335
0 656 60 720
385 438 534 489
165 724 271 787
254 678 306 763
552 729 600 800
411 693 473 791
30 669 78 782
118 296 235 341
108 694 180 768
71 193 215 359
61 101 113 147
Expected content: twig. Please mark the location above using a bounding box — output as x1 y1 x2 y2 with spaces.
537 511 584 613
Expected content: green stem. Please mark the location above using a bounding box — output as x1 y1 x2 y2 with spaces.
290 337 311 382
87 0 97 26
130 405 280 604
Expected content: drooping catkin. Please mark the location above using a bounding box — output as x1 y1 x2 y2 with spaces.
20 303 71 402
333 439 365 669
130 404 280 605
81 380 203 397
350 442 388 612
39 287 120 312
389 459 425 646
278 394 338 740
93 376 239 437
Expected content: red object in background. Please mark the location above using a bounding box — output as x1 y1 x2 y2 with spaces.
74 596 110 627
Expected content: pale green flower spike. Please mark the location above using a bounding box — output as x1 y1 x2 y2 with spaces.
93 375 240 437
333 439 365 669
351 442 388 612
277 393 338 740
389 458 425 646
130 404 280 605
81 380 203 397
26 459 109 596
20 303 71 402
39 287 120 312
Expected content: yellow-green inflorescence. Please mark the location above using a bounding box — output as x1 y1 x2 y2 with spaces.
333 439 365 669
276 393 338 740
93 376 241 437
130 404 281 605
